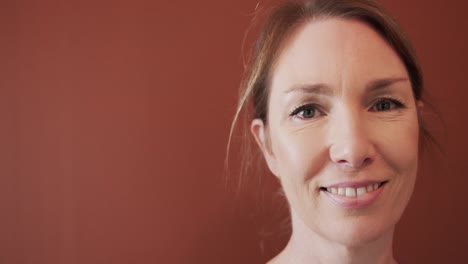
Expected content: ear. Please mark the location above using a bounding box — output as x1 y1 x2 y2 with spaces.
417 100 424 118
417 100 424 112
250 119 280 178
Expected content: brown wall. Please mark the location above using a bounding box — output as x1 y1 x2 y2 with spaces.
1 0 467 263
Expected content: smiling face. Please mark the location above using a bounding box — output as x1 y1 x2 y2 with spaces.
251 18 420 246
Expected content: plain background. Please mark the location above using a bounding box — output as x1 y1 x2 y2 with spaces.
1 0 467 263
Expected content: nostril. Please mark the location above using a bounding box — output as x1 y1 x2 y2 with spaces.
336 157 373 169
329 136 376 169
360 157 373 166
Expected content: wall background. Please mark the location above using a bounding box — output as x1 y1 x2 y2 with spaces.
0 0 467 263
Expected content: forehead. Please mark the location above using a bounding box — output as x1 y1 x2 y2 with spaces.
270 18 408 95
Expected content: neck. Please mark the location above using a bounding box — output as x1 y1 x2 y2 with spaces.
269 211 397 264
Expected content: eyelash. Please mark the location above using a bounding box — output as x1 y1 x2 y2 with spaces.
289 103 324 119
289 97 406 120
370 97 406 112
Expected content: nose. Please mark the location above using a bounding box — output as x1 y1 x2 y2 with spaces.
328 109 375 170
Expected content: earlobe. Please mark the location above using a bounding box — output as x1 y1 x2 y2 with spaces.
250 119 280 178
417 100 424 112
417 100 424 118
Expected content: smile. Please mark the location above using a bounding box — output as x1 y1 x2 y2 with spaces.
321 181 388 198
320 181 389 209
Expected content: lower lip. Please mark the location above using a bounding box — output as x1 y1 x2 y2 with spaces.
321 184 386 209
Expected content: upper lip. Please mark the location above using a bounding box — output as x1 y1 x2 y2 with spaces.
321 180 388 189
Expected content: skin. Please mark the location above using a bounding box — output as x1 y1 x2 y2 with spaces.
251 18 421 264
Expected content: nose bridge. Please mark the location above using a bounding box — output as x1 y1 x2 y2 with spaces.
328 104 374 169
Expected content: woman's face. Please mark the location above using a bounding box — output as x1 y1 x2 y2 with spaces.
251 18 420 246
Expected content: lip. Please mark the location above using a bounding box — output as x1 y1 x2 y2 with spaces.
324 180 384 189
320 180 388 209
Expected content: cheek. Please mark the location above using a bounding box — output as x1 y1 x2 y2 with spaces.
272 125 328 182
270 126 328 215
377 117 420 175
375 115 420 214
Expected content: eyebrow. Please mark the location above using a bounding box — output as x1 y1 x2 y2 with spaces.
365 77 409 93
284 83 333 95
284 77 409 95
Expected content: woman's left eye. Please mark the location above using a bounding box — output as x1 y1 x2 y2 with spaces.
370 98 405 112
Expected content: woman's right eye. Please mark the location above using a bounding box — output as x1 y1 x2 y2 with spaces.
290 104 323 120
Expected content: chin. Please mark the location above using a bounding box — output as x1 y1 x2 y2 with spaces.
320 215 396 248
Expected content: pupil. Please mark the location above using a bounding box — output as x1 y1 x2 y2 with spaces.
303 109 314 117
379 102 391 111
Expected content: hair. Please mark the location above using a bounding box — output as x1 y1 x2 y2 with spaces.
226 0 432 195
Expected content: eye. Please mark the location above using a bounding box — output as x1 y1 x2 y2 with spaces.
290 104 324 120
370 98 405 112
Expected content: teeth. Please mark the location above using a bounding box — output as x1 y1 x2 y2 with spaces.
338 188 346 195
356 187 367 196
345 188 356 197
325 182 383 197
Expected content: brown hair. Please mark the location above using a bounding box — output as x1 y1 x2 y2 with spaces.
226 0 429 192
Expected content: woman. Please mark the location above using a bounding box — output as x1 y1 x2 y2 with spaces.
228 0 430 263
